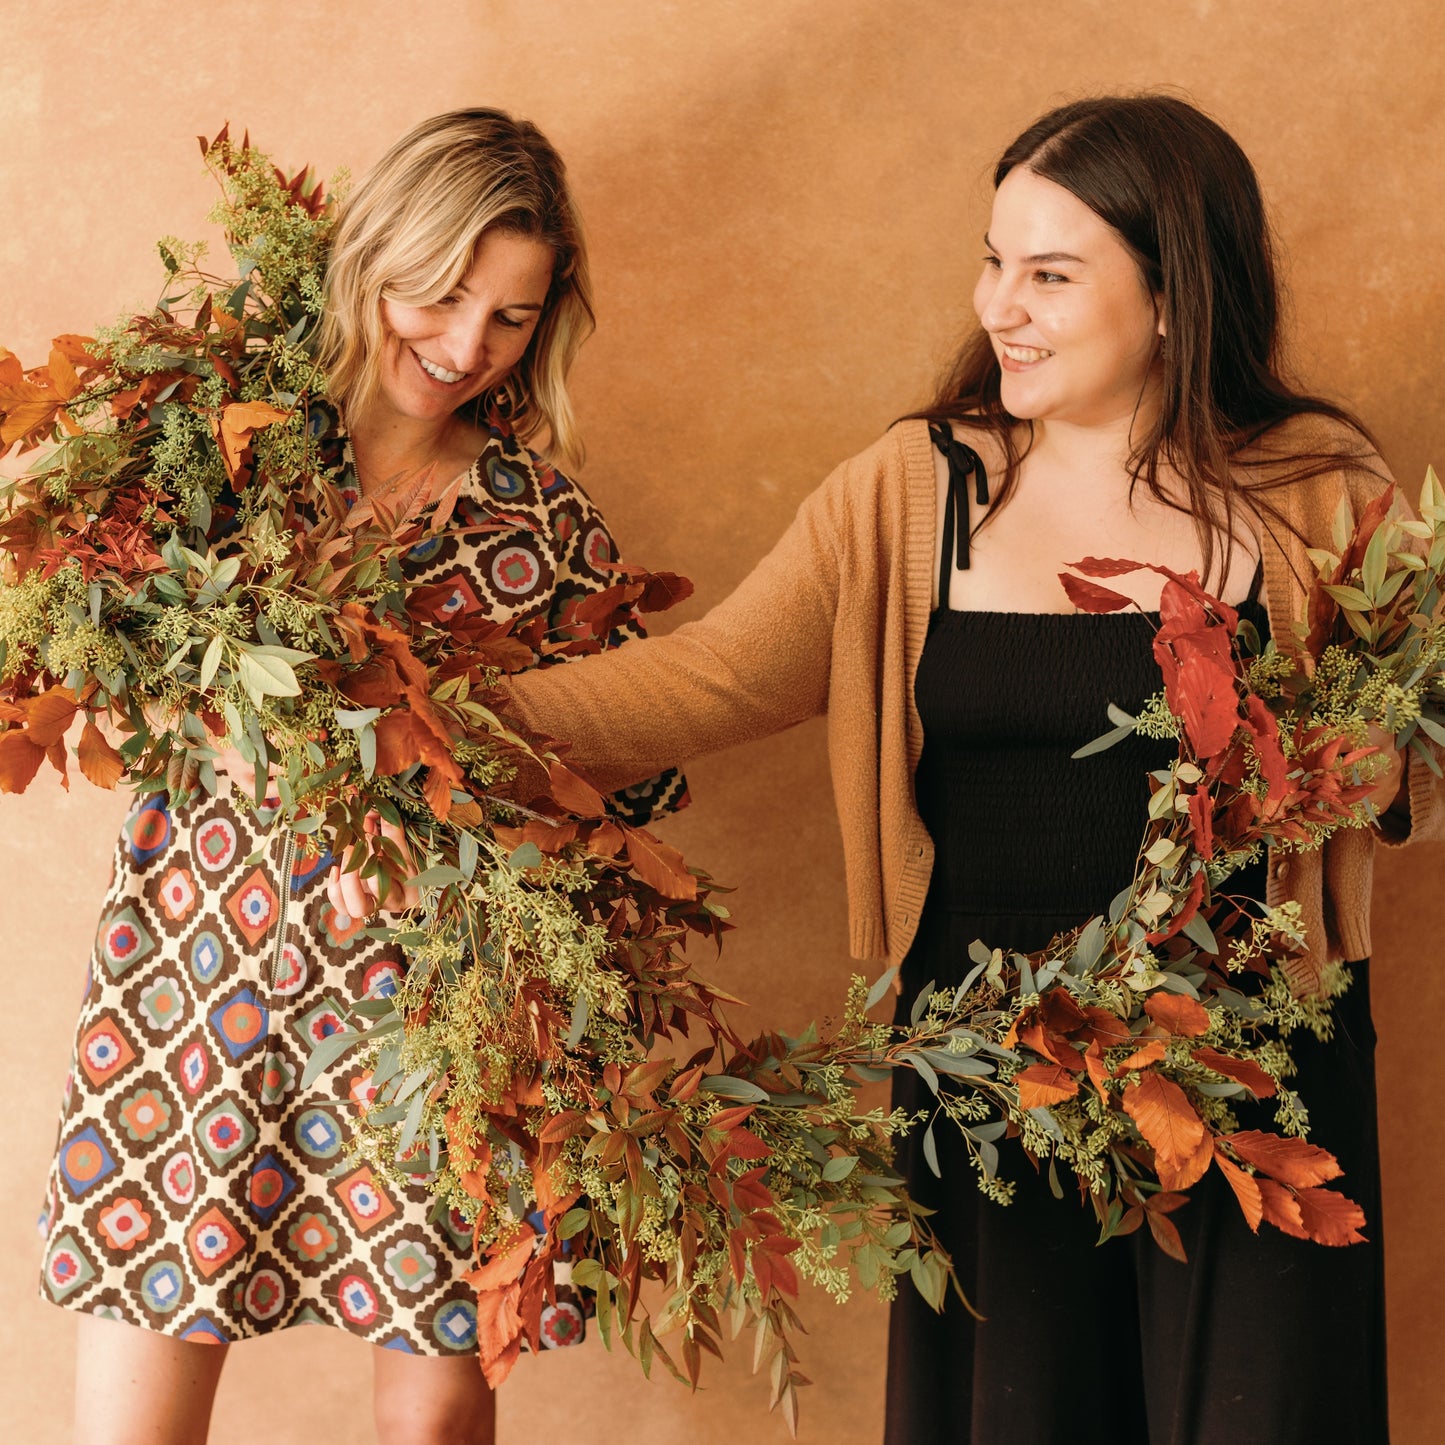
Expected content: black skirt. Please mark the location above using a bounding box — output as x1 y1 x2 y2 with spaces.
884 607 1386 1445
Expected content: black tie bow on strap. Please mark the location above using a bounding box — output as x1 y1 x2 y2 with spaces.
928 423 990 596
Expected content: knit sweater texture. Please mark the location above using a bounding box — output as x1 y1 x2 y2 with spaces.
507 416 1445 986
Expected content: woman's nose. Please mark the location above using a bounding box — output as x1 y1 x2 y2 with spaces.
977 271 1029 334
434 309 491 373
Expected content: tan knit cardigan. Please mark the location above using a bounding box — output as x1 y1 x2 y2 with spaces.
509 417 1444 982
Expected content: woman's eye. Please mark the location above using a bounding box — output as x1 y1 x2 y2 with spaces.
981 254 1001 270
496 313 528 330
1035 270 1068 284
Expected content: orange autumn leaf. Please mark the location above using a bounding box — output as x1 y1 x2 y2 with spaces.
473 1282 524 1387
1155 1127 1213 1191
78 720 125 789
0 730 46 793
1014 1062 1079 1109
546 758 605 818
1255 1177 1309 1239
214 398 290 479
1113 1037 1168 1076
623 824 698 900
464 1233 534 1294
1143 992 1211 1037
1226 1130 1342 1189
492 819 579 855
47 345 80 400
1191 1047 1277 1098
24 686 80 746
1213 1151 1264 1232
1083 1043 1111 1100
1293 1186 1367 1247
1121 1072 1205 1168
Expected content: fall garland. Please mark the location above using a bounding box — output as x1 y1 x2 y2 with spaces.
4 129 1442 1430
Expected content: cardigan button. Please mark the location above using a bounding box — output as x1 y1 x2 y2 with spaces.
1271 857 1287 880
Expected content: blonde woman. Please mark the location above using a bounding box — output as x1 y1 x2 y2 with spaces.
39 109 683 1445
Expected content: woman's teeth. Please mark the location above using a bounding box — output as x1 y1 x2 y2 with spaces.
417 354 466 383
1002 344 1054 363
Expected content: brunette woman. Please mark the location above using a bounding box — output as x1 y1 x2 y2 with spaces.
39 109 682 1445
501 95 1441 1442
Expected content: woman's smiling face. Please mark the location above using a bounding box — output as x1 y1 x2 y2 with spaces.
972 166 1164 432
376 227 555 428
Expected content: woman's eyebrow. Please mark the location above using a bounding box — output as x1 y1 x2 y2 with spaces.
983 232 1086 265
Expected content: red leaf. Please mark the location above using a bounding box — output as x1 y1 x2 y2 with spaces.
1143 993 1211 1037
1293 1186 1367 1247
732 1166 774 1213
1014 1063 1079 1109
1226 1130 1342 1188
1060 572 1134 613
1191 1048 1276 1099
636 570 695 613
1121 1073 1205 1167
1212 1150 1264 1232
1145 1207 1189 1262
1068 556 1149 578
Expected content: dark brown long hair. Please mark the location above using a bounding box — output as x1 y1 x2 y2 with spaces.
913 94 1379 584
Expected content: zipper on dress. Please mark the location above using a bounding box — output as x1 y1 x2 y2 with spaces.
270 828 298 990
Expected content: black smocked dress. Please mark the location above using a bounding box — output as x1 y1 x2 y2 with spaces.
883 430 1388 1445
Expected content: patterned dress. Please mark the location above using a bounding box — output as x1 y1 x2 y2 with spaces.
37 409 686 1355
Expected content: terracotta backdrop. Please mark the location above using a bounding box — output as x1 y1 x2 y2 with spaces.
2 2 1443 1441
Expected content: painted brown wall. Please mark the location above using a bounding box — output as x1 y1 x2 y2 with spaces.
2 2 1442 1440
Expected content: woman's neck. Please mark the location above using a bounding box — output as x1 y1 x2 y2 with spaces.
347 410 485 496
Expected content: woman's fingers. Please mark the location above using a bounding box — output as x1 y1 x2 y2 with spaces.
326 813 420 918
372 815 421 910
1363 723 1406 817
328 860 377 921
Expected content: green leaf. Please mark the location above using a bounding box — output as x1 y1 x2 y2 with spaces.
508 841 543 871
1321 583 1374 611
1072 722 1136 759
570 1258 604 1291
864 965 899 1011
908 1051 940 1095
1362 521 1390 599
565 992 589 1049
909 979 935 1026
558 1207 591 1240
334 706 382 729
299 1028 367 1087
457 831 479 880
921 1123 941 1178
700 1075 770 1103
1181 910 1218 953
821 1155 858 1183
234 648 301 701
405 865 468 887
198 633 224 691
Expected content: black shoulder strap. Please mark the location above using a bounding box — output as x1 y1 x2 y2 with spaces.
928 422 989 607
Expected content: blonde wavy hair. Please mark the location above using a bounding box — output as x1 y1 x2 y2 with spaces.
316 108 595 464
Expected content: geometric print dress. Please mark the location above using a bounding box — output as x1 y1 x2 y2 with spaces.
38 407 687 1356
